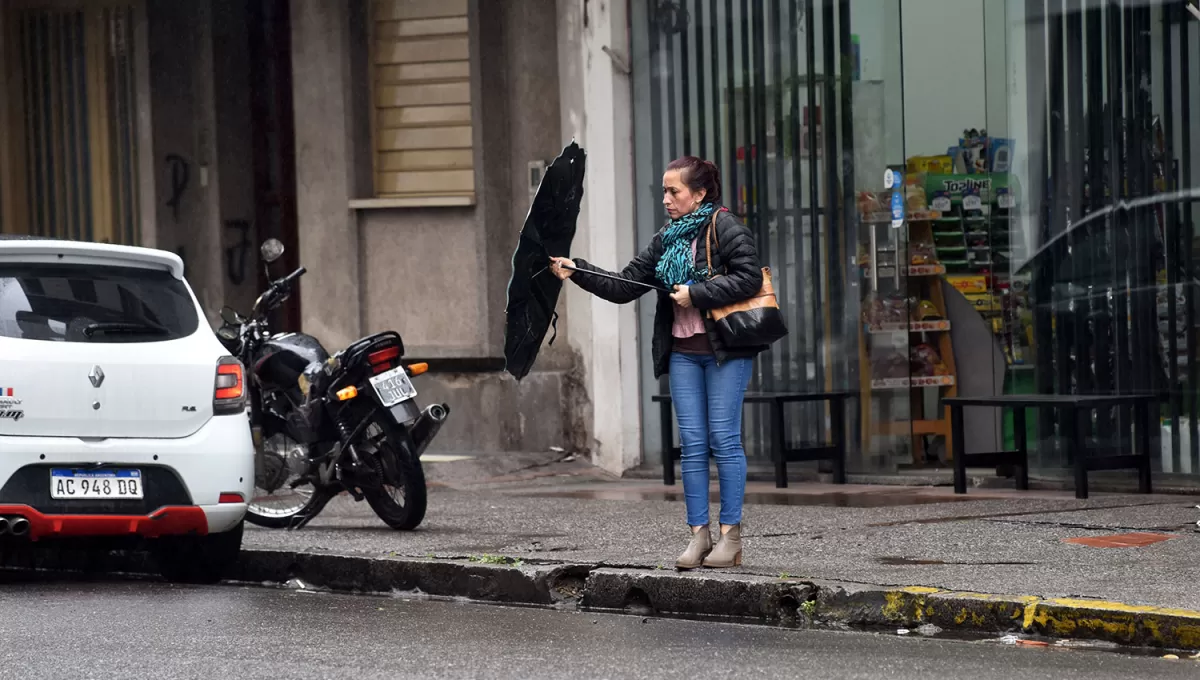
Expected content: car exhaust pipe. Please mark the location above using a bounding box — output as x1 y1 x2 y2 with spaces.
0 516 11 535
9 517 28 537
409 403 450 457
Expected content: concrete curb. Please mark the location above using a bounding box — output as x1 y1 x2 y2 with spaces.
9 545 1200 650
228 550 1200 649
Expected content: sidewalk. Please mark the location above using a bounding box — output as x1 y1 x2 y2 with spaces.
230 454 1200 648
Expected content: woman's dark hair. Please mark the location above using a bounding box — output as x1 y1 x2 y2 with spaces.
666 156 722 205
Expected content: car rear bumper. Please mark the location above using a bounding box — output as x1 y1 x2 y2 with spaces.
0 502 247 539
0 415 253 538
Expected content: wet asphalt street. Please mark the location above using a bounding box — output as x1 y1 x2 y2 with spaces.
0 581 1192 680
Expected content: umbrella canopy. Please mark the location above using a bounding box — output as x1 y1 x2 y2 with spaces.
503 141 587 380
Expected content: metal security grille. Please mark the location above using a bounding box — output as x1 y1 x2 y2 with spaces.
1022 0 1199 472
638 0 856 464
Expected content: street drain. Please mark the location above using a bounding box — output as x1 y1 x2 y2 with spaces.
623 587 654 615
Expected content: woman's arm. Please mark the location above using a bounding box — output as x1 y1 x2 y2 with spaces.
557 235 663 305
686 218 764 310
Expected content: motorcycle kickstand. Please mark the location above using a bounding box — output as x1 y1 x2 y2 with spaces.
286 489 333 530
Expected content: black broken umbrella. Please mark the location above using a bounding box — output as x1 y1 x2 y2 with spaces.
502 141 671 380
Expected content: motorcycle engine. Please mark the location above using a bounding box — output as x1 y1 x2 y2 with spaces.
255 433 310 492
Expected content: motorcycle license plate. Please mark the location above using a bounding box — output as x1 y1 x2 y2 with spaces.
369 366 418 407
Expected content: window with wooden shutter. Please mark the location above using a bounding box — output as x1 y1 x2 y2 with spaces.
369 0 475 207
1 3 140 243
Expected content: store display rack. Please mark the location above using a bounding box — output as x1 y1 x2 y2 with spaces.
858 202 959 465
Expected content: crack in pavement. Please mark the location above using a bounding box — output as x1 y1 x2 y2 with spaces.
985 518 1194 533
865 500 1181 527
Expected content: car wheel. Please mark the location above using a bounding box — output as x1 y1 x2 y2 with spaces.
153 520 243 584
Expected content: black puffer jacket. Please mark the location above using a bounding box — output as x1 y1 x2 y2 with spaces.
572 207 767 378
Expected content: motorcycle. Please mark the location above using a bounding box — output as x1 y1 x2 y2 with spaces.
216 238 449 530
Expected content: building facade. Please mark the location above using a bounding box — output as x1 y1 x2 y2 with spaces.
1 0 1197 482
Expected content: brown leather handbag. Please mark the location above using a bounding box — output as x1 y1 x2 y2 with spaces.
703 212 789 348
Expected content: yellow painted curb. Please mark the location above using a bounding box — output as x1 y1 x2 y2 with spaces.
864 586 1200 649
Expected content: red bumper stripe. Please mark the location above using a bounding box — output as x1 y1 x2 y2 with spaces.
0 505 209 540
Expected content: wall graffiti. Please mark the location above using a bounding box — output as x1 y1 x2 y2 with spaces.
164 154 190 223
224 219 252 285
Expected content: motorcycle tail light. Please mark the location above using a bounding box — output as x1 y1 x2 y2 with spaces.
368 346 400 374
213 357 246 415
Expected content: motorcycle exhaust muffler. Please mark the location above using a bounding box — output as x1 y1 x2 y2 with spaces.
409 403 450 457
9 517 28 537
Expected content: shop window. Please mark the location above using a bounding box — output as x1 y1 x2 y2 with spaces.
0 4 140 244
367 0 475 207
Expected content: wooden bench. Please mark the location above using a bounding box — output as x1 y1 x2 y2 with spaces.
652 391 852 488
944 393 1157 499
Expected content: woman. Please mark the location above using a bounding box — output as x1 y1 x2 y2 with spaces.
550 156 766 570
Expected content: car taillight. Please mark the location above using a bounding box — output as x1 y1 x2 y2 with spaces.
213 357 246 415
368 346 400 375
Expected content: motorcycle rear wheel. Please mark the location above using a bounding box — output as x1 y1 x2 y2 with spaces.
360 417 428 531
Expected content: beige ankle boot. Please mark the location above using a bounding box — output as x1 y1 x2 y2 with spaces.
675 526 712 570
703 524 742 568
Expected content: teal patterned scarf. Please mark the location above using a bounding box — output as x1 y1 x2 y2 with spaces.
656 202 716 287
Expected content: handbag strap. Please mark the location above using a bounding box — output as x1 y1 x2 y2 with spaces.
704 211 721 276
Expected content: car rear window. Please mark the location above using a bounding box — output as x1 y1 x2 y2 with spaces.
0 263 199 343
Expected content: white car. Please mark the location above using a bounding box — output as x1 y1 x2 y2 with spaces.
0 236 254 583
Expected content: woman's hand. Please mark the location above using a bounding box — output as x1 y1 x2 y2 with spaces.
671 284 693 308
549 257 575 280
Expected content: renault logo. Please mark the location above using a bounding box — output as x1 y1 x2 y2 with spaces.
88 366 105 388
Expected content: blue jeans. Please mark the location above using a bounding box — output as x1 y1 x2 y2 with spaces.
668 352 753 526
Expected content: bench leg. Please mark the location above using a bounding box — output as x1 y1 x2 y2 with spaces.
660 400 675 486
1069 405 1088 500
1136 400 1153 494
952 404 966 494
1013 406 1029 491
831 397 847 485
772 400 787 489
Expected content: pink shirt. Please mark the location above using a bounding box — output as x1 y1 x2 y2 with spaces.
671 238 706 338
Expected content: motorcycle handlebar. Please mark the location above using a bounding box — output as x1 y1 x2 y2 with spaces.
279 266 307 286
250 267 306 318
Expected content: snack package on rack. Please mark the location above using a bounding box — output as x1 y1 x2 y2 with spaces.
906 155 954 175
881 294 907 323
905 186 928 213
872 351 910 379
928 155 954 175
962 186 985 218
862 291 884 326
858 191 886 220
909 237 938 265
911 298 943 321
911 343 950 376
988 138 1014 173
948 128 990 174
863 291 910 326
903 174 928 213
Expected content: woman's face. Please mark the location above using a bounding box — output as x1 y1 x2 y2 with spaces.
662 169 705 220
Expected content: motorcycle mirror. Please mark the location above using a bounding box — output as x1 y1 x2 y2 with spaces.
220 306 243 325
260 238 285 264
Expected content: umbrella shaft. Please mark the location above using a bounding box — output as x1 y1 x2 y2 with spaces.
560 265 669 293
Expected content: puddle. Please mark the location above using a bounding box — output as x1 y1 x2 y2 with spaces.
515 489 983 508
